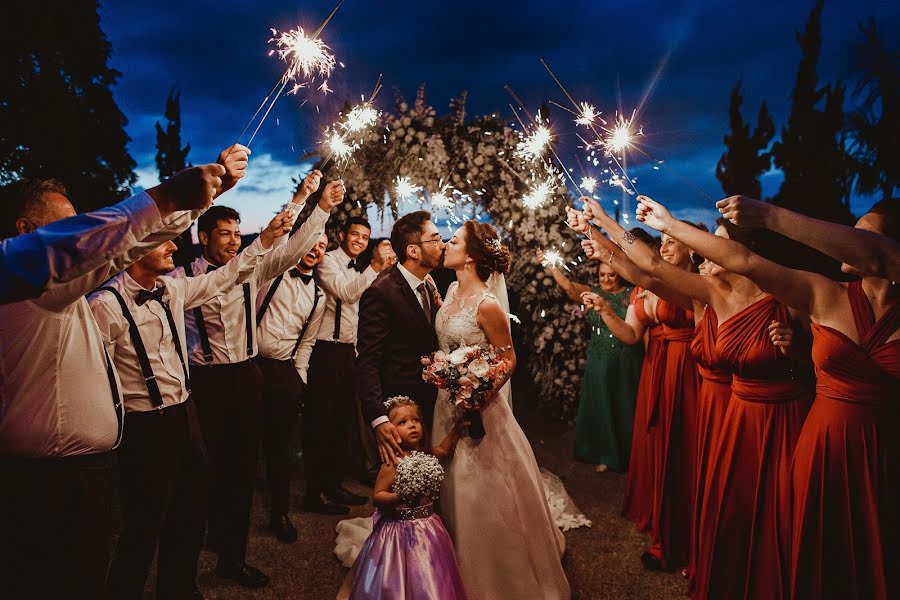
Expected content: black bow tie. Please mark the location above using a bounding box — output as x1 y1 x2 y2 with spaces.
135 287 166 306
290 269 314 284
347 259 357 270
206 264 218 273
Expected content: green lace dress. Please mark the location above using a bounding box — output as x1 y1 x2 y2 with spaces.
574 286 644 470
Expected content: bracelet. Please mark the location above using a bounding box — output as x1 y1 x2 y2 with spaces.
622 230 635 245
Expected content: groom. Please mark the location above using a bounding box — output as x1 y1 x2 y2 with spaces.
356 211 445 465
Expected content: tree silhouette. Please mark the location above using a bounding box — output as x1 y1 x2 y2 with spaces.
770 0 854 224
716 80 775 198
154 88 194 267
847 19 898 202
0 2 136 211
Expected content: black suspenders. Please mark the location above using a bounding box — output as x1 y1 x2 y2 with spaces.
257 275 321 359
292 281 321 358
185 263 255 362
98 286 191 407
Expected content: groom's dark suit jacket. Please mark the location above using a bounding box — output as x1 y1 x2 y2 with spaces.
356 266 439 426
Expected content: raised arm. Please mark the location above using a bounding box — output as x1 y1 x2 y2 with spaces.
535 248 590 302
636 195 844 317
717 195 900 281
579 198 719 307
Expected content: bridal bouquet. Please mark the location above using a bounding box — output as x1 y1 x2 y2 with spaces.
421 345 510 439
394 451 445 504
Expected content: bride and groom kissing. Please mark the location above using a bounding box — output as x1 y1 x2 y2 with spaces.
355 211 571 599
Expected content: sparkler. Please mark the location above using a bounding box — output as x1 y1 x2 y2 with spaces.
394 176 418 201
515 125 552 161
230 0 345 151
342 104 380 133
540 249 566 269
580 176 598 194
429 188 454 211
324 129 356 162
522 177 556 210
576 102 600 127
269 26 336 89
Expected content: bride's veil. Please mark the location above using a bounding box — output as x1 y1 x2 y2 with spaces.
487 272 513 409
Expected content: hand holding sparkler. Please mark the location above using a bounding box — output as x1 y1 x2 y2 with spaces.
292 169 324 206
716 195 772 229
581 291 612 316
580 238 603 260
215 144 251 198
317 179 346 212
259 209 294 248
148 164 226 216
564 206 590 234
635 195 674 233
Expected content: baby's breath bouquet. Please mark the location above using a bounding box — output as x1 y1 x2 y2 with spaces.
394 451 445 505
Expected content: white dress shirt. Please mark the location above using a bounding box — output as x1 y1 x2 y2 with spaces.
89 236 270 413
256 268 326 383
183 204 330 366
0 193 201 457
315 246 377 346
0 192 177 304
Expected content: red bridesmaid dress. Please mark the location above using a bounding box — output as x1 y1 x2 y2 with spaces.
647 298 700 569
791 281 899 600
623 287 664 533
694 296 813 600
687 307 732 589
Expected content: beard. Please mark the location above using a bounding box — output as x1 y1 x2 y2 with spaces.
421 249 445 270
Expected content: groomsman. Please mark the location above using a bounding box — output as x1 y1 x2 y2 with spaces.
88 211 286 600
256 232 328 542
184 173 344 588
304 216 392 513
0 157 237 600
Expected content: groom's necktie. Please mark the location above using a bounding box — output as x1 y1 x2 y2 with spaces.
416 283 432 325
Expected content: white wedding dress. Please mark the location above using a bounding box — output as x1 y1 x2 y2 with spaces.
430 282 572 600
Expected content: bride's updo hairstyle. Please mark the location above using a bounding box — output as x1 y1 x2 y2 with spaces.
463 221 511 282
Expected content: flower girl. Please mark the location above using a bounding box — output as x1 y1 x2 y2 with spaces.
343 396 468 600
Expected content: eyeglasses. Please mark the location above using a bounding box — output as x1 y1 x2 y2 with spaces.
412 238 443 246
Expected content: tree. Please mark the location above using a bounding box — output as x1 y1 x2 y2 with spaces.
154 88 194 267
0 2 136 211
847 19 898 202
770 0 854 224
716 81 775 199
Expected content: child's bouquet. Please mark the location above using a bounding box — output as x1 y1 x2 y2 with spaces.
394 451 445 505
421 345 510 439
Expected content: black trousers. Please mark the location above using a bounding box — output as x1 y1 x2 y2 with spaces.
192 359 264 563
304 341 357 498
106 399 207 600
258 356 305 517
0 452 114 600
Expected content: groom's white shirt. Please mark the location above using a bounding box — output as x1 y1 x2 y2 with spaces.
369 262 428 430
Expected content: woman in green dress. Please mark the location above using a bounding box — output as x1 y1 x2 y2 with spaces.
537 249 644 471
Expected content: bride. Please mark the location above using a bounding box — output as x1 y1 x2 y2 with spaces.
431 220 571 600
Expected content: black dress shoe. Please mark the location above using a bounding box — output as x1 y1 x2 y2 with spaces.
214 560 270 588
192 587 204 600
326 486 367 506
303 497 350 515
269 513 298 543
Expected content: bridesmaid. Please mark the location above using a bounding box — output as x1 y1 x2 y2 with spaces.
569 206 701 568
707 196 900 600
536 249 643 472
633 196 898 599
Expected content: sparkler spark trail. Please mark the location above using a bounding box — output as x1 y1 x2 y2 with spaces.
269 26 336 90
522 177 555 210
324 130 355 162
342 104 379 133
541 249 566 269
430 188 454 210
394 176 418 201
576 102 600 127
580 176 598 194
515 125 552 161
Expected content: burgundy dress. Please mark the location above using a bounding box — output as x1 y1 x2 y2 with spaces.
622 288 664 533
791 281 899 600
687 307 732 588
694 296 813 600
648 298 700 569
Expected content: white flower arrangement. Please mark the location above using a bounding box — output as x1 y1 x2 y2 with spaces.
394 451 445 504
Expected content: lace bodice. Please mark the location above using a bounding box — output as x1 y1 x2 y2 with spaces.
436 282 496 352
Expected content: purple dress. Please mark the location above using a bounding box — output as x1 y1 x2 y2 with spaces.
349 504 468 600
